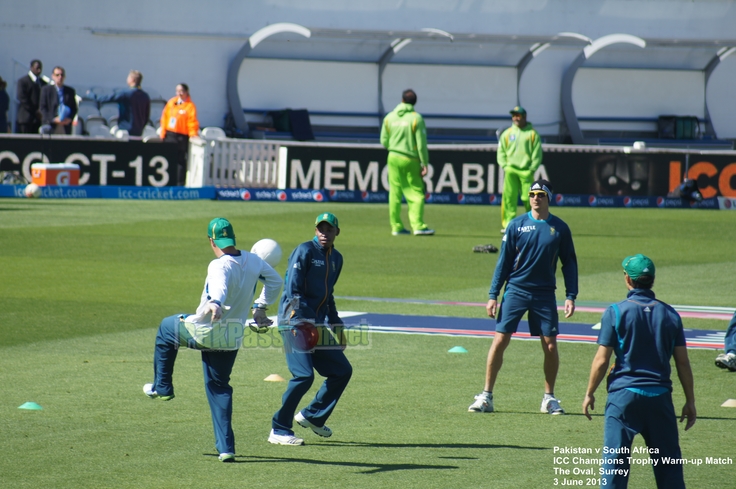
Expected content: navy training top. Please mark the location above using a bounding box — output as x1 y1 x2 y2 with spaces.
489 212 578 301
278 237 343 329
598 288 686 393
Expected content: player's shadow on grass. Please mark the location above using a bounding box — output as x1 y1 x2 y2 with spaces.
321 441 546 451
239 455 459 474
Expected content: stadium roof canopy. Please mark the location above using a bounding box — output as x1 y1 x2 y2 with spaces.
245 26 736 71
213 24 735 139
93 25 736 70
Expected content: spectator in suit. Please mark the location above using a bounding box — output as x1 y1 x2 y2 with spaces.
0 77 9 133
15 59 47 134
40 66 77 135
92 70 150 136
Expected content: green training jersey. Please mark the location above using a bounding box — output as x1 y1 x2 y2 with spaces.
497 123 542 172
380 102 429 165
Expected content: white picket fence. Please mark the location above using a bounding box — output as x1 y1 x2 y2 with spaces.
187 137 282 187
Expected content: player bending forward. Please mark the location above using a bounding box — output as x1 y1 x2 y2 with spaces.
143 218 282 462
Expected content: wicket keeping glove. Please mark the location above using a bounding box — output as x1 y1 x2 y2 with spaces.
250 306 273 333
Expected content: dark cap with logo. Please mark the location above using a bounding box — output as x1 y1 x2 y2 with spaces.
530 179 553 200
510 106 527 115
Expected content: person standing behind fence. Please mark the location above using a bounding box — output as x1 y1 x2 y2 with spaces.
93 70 150 136
15 59 47 134
0 77 9 133
40 66 77 135
498 106 542 234
160 83 199 185
380 89 434 236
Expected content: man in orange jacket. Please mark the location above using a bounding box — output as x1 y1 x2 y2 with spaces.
161 83 199 185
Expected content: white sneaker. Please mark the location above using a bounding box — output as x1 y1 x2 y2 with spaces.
142 383 174 401
715 352 736 371
268 429 304 446
295 411 333 438
468 393 494 413
218 452 235 463
541 396 565 415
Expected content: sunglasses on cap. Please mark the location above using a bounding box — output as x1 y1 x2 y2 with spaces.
528 191 547 198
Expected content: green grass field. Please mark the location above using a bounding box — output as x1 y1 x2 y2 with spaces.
1 199 734 488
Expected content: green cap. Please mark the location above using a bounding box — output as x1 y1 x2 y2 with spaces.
510 106 527 115
622 254 655 282
315 212 339 228
208 217 236 248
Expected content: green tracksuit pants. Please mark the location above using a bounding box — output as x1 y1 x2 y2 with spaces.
501 166 534 229
387 152 427 232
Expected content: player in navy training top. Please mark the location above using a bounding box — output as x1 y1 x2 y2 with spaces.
583 254 696 489
469 179 578 415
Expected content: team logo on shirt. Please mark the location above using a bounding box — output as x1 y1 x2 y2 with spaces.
509 134 516 142
550 227 556 236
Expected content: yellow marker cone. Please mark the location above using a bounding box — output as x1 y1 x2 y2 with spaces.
264 374 286 382
721 399 736 408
